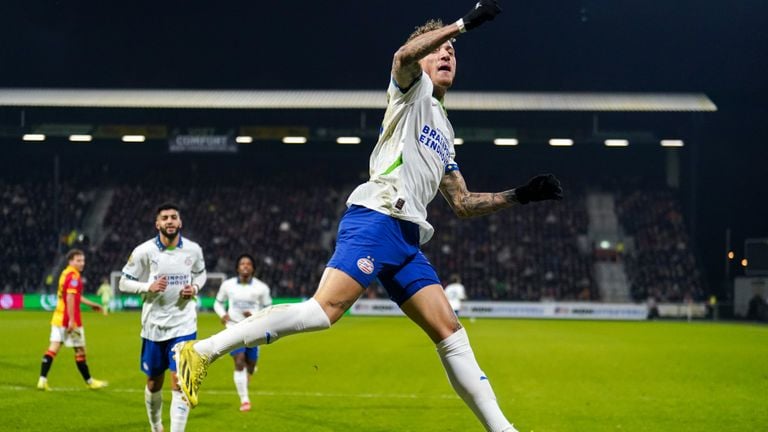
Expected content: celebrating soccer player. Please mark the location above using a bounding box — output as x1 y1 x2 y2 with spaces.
119 203 207 432
176 2 562 431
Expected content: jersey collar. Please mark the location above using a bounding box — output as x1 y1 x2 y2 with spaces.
154 234 184 251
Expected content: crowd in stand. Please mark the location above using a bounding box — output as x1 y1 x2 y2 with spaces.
616 188 704 302
420 194 594 301
2 164 702 305
0 181 93 293
84 178 346 298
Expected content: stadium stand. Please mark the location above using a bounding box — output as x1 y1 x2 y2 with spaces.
616 188 705 302
0 180 94 293
2 157 703 304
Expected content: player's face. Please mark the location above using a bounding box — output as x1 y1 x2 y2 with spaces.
155 209 182 239
419 41 457 90
70 254 85 272
237 257 254 279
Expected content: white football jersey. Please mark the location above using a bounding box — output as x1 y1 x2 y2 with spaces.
444 282 467 311
347 71 457 245
215 277 272 326
122 236 206 341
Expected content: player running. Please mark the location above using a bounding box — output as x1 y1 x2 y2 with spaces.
213 253 272 412
176 2 562 431
119 203 207 432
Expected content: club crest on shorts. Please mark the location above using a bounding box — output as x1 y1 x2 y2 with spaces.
357 257 375 275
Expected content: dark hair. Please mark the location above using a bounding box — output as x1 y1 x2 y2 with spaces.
236 254 255 272
156 202 180 216
66 248 85 262
449 274 461 284
406 19 445 43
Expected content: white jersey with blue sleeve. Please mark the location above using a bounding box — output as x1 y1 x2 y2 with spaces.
214 277 272 327
346 71 457 245
121 236 206 341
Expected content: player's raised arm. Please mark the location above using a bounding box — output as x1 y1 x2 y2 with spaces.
391 0 502 90
439 171 563 218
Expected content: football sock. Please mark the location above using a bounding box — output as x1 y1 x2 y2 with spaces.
145 386 163 430
194 298 330 361
437 328 514 432
170 390 189 432
75 354 92 382
234 369 250 404
40 350 56 378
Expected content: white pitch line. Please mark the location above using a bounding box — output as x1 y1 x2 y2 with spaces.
0 385 458 400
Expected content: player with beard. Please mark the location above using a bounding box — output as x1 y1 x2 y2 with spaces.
119 203 207 432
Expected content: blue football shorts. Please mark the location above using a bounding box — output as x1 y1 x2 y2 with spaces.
230 346 259 361
140 332 197 377
326 205 441 305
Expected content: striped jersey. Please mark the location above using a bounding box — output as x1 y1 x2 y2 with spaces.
51 265 83 327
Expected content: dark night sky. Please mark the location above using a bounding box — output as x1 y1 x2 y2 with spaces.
1 0 766 293
0 0 765 99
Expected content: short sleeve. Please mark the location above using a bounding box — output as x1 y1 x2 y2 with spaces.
387 71 433 106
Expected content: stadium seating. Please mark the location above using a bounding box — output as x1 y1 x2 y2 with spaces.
0 181 93 293
616 188 704 302
3 161 703 304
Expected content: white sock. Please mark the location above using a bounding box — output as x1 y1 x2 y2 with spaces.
194 298 330 361
233 369 250 404
144 386 163 431
170 390 190 431
437 328 516 432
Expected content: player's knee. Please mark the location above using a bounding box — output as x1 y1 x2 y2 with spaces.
300 298 332 331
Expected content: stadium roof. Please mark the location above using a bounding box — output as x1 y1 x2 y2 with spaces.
0 88 717 112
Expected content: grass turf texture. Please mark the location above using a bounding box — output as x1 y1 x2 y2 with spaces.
0 311 765 431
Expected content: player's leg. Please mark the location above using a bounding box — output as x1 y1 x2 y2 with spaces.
189 268 353 359
146 374 165 432
231 350 251 411
143 339 167 432
390 253 517 432
38 329 63 390
175 206 390 407
175 267 361 407
169 334 196 432
68 328 107 390
401 285 517 432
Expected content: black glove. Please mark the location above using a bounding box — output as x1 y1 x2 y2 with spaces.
514 174 563 204
461 0 502 32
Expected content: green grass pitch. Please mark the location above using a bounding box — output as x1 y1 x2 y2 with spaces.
0 311 766 431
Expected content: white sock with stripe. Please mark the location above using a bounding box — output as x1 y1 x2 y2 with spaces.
194 298 330 361
437 328 517 432
170 390 189 432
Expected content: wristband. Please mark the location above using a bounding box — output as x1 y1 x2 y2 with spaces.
454 18 467 33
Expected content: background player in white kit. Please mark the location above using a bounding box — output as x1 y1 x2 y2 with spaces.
213 253 272 412
445 274 467 315
119 203 207 432
177 2 563 431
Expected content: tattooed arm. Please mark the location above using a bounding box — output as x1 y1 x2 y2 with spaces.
439 170 519 219
391 24 461 90
440 171 564 218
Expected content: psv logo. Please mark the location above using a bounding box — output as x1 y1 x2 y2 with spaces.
356 257 375 275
